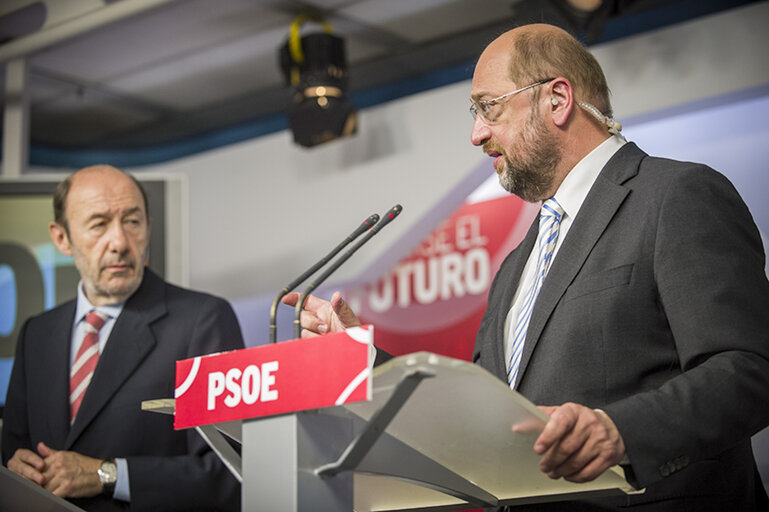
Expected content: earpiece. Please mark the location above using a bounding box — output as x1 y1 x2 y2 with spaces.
577 101 623 135
551 97 558 106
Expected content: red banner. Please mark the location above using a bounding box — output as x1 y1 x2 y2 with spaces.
173 326 373 429
344 195 537 361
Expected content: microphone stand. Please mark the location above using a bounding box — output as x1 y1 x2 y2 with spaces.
293 205 402 339
268 214 379 343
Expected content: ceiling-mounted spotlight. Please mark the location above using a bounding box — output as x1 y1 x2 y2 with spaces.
278 14 357 148
512 0 613 44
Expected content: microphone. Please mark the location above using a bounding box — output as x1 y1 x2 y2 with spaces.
293 204 403 339
269 213 380 343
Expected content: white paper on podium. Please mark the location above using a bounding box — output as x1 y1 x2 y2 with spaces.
344 352 638 511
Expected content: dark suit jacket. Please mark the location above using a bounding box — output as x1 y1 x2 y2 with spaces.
474 143 769 510
2 269 245 511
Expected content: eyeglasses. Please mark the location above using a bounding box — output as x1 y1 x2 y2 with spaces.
469 78 554 123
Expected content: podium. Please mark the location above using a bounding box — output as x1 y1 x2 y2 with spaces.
145 347 639 511
0 465 86 512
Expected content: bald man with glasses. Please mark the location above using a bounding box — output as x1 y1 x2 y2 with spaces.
285 24 769 511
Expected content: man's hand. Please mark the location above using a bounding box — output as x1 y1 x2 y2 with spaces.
7 446 47 486
282 291 360 337
37 442 103 498
528 403 626 483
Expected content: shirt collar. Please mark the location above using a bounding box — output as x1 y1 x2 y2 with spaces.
74 281 125 324
553 134 626 220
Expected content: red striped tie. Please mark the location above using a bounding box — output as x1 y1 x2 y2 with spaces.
70 310 107 423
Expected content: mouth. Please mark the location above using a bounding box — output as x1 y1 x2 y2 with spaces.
103 262 135 274
482 143 505 174
486 151 504 174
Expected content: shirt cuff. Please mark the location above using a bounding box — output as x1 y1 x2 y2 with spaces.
113 458 131 502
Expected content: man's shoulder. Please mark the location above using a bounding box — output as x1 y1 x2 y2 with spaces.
641 154 713 173
16 300 75 346
165 280 231 309
611 143 728 192
638 155 736 202
139 269 234 313
25 299 75 325
134 270 244 350
620 142 715 176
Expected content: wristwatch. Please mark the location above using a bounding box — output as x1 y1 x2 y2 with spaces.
97 458 117 495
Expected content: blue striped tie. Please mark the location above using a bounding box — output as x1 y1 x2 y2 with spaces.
507 198 564 388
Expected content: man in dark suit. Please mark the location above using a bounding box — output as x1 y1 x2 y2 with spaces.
285 24 769 510
2 165 244 511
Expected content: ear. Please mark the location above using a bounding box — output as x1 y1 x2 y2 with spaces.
144 217 152 265
548 77 574 128
49 222 73 257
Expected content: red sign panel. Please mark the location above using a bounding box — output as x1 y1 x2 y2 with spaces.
173 326 373 429
344 195 538 361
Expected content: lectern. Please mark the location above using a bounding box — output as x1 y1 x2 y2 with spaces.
0 465 86 512
144 330 639 511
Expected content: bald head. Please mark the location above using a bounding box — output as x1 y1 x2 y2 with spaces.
479 24 612 116
53 165 149 233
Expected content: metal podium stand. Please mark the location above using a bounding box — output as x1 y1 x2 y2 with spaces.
144 351 638 511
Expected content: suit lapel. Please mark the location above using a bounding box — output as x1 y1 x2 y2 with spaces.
489 221 539 380
514 143 645 389
42 302 76 448
66 271 166 448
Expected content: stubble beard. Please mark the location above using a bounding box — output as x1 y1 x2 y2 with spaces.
98 262 144 303
496 106 561 203
73 245 144 305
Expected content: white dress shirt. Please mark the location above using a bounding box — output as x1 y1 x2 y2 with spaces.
71 284 131 502
503 135 627 372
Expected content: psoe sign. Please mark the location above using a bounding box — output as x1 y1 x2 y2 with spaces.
173 326 374 429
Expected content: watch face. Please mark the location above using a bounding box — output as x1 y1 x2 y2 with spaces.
99 461 117 484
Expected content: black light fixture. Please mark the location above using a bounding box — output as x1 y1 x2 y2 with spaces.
278 14 357 148
512 0 612 44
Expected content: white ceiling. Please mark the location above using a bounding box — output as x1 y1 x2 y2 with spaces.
0 0 756 151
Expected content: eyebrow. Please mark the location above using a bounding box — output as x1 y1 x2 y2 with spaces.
85 206 144 224
121 207 144 218
471 88 507 103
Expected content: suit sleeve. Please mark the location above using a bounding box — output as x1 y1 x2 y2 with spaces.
603 165 769 488
125 296 245 511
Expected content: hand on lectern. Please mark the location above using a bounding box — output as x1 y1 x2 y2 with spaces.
282 291 361 337
7 442 103 498
37 442 104 498
7 446 47 486
526 403 626 483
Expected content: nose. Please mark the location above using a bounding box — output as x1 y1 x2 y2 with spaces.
106 222 129 253
470 115 491 147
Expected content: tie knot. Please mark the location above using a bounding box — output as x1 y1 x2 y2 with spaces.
84 310 108 332
541 198 564 222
